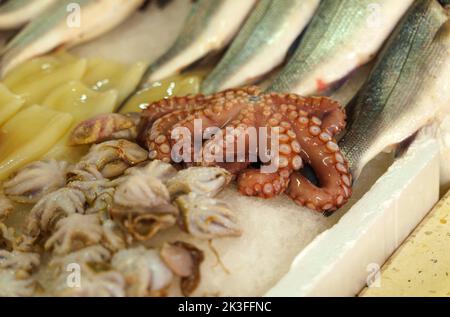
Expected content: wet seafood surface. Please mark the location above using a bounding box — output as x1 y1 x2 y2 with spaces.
0 0 449 298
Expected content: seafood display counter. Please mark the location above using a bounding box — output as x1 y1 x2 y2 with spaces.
0 0 449 297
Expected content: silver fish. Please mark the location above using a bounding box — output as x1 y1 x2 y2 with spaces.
340 0 450 179
144 0 256 83
0 0 57 30
201 0 320 94
327 62 374 107
0 0 144 76
267 0 414 96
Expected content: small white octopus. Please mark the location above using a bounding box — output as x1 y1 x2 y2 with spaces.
0 189 13 221
25 188 86 241
45 214 104 255
124 160 177 183
0 270 37 297
175 193 242 240
111 242 203 297
67 179 115 214
0 223 16 250
166 167 232 198
49 245 112 271
111 246 174 297
0 250 40 273
100 219 126 252
3 160 70 204
111 171 178 240
75 139 148 179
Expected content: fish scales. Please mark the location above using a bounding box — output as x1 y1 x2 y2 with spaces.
145 0 256 83
340 0 450 179
201 0 319 94
267 0 414 96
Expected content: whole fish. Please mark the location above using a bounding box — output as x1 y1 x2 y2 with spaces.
327 62 374 107
201 0 320 94
144 0 256 83
267 0 414 96
0 0 144 76
0 0 57 30
339 0 450 179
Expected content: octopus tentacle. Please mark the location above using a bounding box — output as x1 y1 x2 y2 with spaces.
287 114 352 212
137 95 207 145
140 95 206 126
200 106 258 174
69 113 139 145
269 94 346 136
237 168 291 199
171 90 259 165
148 109 200 163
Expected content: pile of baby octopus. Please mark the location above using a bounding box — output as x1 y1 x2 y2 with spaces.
0 139 240 297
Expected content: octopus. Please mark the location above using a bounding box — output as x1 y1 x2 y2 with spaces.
4 160 70 204
111 242 203 296
175 192 242 240
71 86 352 212
0 189 13 221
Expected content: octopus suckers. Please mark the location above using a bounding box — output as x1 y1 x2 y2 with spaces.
298 117 309 125
278 156 289 168
309 126 321 136
263 183 273 195
279 144 292 155
341 175 351 187
336 163 347 174
322 203 333 211
269 118 279 126
342 185 350 198
292 156 303 170
335 153 344 164
160 144 171 154
326 141 339 153
155 135 167 144
291 141 301 153
319 132 332 143
311 117 322 126
288 111 299 120
287 130 296 139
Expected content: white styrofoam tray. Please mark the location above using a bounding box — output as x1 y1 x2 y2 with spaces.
267 135 440 296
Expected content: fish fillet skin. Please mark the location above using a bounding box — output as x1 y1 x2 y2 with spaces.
201 0 320 94
1 0 144 76
340 0 450 179
145 0 257 83
267 0 414 96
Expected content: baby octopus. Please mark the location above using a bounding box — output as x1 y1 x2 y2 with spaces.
70 87 352 213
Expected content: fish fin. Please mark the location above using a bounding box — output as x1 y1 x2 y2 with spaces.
433 19 450 42
395 124 439 159
394 132 418 159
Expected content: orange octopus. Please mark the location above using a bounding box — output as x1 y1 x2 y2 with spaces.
70 87 352 213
